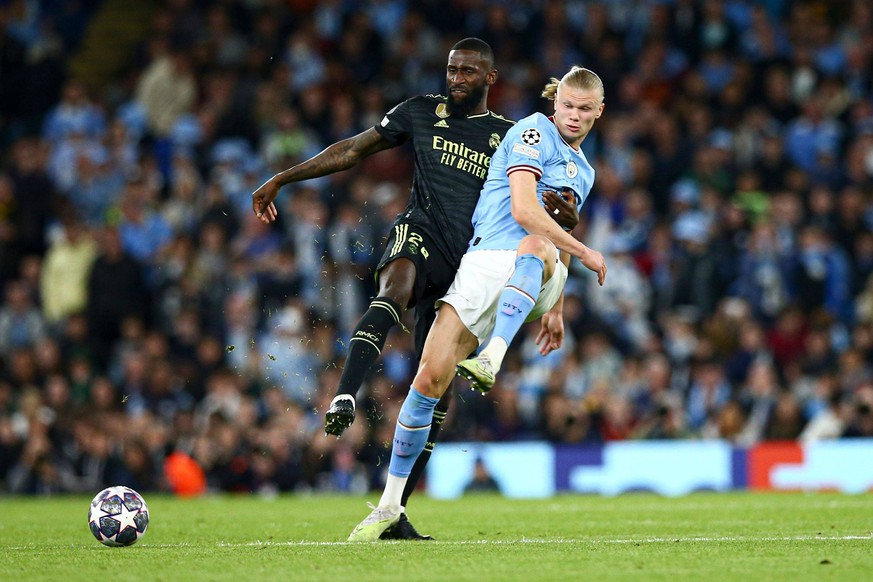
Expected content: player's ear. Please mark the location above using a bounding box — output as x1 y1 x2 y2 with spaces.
596 102 605 118
486 68 498 86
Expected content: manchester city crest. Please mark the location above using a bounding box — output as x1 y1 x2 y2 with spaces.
566 161 578 178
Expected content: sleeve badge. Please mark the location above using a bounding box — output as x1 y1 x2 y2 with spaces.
521 128 541 145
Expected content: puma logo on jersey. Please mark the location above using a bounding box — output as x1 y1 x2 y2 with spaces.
434 119 449 128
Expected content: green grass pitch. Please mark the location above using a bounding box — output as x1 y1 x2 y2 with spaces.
2 492 872 581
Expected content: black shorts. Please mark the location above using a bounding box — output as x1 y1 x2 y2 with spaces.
375 221 457 358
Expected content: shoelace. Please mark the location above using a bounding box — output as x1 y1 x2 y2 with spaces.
364 502 394 522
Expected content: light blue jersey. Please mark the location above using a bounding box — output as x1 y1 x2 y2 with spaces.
468 112 595 251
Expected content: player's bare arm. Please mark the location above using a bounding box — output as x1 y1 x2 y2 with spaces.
252 127 393 223
508 171 606 285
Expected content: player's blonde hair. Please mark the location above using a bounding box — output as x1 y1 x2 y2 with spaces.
541 66 604 101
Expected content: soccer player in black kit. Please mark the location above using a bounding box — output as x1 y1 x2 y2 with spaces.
252 38 578 539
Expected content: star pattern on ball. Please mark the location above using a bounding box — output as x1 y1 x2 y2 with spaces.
521 128 541 146
115 502 141 534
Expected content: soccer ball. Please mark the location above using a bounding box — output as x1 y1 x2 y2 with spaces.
88 486 149 547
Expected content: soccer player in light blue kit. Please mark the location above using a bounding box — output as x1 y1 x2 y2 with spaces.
348 66 608 541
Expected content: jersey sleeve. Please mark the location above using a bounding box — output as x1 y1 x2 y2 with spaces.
374 98 414 146
502 115 551 181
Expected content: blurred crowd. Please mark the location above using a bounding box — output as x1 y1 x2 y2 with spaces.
1 0 873 496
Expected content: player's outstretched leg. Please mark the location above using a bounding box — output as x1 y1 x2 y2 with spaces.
326 296 402 436
379 385 453 540
349 387 438 541
457 253 545 393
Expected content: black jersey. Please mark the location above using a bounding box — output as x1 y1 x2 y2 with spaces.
374 94 514 267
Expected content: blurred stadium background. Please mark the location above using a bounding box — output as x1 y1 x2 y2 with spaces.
1 0 873 499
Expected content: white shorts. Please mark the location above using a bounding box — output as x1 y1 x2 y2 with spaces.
438 248 568 345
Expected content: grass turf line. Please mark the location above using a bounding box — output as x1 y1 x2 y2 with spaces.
1 492 872 581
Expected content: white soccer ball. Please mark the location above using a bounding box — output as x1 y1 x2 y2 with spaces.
88 486 150 547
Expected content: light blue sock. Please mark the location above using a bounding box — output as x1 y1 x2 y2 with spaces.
387 387 440 478
492 254 544 345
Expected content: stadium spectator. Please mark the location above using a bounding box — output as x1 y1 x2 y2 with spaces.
85 228 150 366
40 215 97 326
0 280 47 358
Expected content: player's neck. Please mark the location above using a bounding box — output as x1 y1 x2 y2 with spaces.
470 101 489 116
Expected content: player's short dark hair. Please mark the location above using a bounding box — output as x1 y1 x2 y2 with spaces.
450 37 495 69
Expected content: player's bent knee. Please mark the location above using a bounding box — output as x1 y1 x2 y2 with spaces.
517 235 555 261
412 369 450 399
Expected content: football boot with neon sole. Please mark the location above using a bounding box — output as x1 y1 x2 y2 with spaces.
348 504 401 542
456 354 496 394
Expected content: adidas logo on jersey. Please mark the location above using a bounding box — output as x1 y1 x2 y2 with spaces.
434 119 449 128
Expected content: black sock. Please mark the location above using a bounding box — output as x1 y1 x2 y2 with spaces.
336 297 402 398
401 386 452 507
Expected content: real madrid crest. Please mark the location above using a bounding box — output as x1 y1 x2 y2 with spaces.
435 103 450 118
566 161 578 178
489 133 501 149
